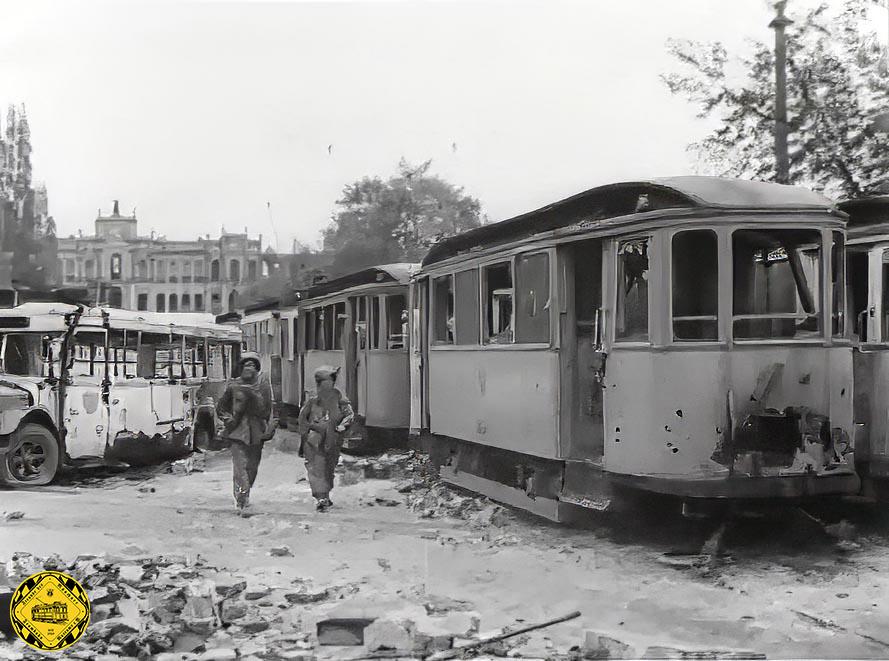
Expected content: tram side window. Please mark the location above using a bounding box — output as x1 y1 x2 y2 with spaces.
333 302 346 350
832 231 845 338
281 319 290 358
732 229 821 340
672 230 718 341
432 276 454 344
386 295 407 349
515 252 550 344
357 297 367 350
483 262 513 344
882 261 889 342
454 269 480 345
616 238 649 342
847 252 868 340
313 309 325 350
370 297 381 349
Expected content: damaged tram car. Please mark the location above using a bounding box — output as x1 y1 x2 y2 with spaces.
837 195 889 500
0 303 242 486
408 176 859 519
240 265 417 451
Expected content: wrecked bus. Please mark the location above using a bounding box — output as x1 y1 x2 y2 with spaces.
409 177 859 520
0 303 242 486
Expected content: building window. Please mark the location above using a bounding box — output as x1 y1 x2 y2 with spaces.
181 294 191 311
515 252 550 344
195 294 204 311
211 259 220 282
228 290 238 311
432 276 454 344
137 260 147 279
672 230 718 341
169 294 178 312
195 260 204 280
110 254 122 281
483 262 513 344
85 259 95 279
732 229 821 340
616 238 649 342
107 287 123 308
248 260 258 281
64 259 75 282
137 293 148 311
230 259 240 282
211 293 221 314
156 293 166 312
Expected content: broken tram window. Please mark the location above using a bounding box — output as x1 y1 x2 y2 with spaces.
616 238 649 342
732 229 821 340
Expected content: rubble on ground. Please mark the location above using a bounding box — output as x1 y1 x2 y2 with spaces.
0 550 551 661
340 450 516 527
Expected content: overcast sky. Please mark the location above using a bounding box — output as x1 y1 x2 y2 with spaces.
2 0 799 251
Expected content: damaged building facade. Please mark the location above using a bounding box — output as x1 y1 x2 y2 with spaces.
56 202 278 314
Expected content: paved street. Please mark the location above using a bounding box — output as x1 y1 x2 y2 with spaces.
2 433 889 659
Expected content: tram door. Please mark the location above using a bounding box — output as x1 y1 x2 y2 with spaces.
560 239 605 460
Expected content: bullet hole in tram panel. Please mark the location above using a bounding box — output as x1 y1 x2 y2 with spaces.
716 426 722 434
666 442 673 448
615 438 620 443
671 447 679 453
615 427 621 433
664 425 672 432
675 409 683 418
841 388 846 397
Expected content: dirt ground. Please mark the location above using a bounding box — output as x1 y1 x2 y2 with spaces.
2 431 889 660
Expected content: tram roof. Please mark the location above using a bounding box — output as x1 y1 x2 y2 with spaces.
301 263 418 299
837 195 889 227
0 303 241 339
423 176 839 266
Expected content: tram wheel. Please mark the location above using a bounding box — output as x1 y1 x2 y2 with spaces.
0 423 60 487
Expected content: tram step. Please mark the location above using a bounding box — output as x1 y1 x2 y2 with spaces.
439 465 579 523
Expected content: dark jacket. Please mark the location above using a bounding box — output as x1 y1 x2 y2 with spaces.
217 375 273 445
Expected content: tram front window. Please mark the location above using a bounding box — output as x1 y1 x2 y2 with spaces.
732 229 821 340
672 230 718 341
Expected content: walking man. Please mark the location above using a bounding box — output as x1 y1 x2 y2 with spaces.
297 365 354 511
217 352 273 516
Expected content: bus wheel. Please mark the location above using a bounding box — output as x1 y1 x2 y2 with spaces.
0 424 60 487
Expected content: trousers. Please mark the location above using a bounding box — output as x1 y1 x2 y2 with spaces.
303 432 340 499
231 440 263 507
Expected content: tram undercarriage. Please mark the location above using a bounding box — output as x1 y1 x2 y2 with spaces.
415 433 863 522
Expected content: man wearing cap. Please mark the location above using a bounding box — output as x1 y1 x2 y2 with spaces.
216 352 273 516
297 365 354 511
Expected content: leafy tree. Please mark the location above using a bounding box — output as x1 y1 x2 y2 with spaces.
323 159 482 275
663 0 889 199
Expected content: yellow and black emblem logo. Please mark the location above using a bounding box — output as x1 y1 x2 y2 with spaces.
9 571 90 651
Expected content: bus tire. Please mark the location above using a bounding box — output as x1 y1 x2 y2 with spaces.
0 423 60 487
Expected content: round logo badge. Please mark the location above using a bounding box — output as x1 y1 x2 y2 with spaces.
9 571 91 651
